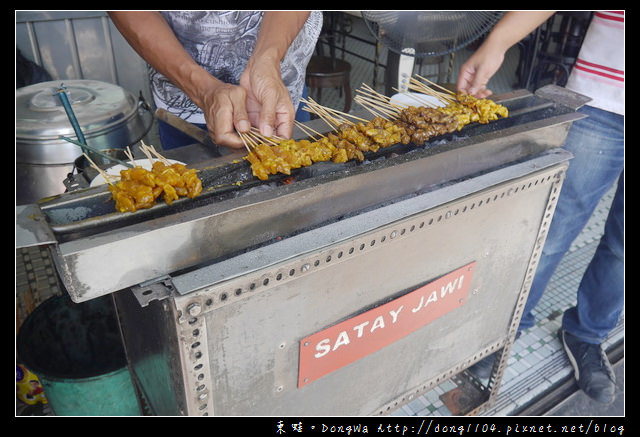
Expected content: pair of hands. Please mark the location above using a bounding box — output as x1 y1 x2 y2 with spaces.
107 11 308 150
211 46 496 150
200 57 294 149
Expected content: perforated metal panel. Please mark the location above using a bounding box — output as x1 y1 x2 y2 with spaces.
117 150 569 416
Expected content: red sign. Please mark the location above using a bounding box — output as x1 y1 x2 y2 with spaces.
298 262 476 388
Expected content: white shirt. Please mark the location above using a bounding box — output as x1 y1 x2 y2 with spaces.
565 11 624 115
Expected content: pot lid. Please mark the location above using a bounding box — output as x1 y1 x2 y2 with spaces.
16 80 140 141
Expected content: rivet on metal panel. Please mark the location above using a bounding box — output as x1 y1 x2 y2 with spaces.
301 263 310 272
187 302 201 316
390 230 397 239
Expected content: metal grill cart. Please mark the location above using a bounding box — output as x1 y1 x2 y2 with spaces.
16 85 589 416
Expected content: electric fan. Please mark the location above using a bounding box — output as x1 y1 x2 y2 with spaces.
361 11 503 92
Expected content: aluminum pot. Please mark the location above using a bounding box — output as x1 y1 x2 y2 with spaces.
16 80 153 205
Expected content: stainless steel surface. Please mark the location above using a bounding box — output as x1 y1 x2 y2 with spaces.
16 86 585 303
16 80 153 204
16 11 153 122
154 108 218 150
169 150 569 295
15 84 588 416
117 151 569 415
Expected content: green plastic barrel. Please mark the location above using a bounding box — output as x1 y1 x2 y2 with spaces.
17 294 141 416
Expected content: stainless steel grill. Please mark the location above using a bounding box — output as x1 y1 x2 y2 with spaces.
16 85 588 416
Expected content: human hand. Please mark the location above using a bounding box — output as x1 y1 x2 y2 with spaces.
199 82 252 149
195 59 295 149
456 44 506 98
240 56 295 140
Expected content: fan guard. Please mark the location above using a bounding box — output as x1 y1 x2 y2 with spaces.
361 11 503 58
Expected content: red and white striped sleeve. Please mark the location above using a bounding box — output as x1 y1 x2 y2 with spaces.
566 11 624 115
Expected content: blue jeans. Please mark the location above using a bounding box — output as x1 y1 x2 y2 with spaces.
519 105 624 345
158 120 208 150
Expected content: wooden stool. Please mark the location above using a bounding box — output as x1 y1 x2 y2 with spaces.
305 55 352 113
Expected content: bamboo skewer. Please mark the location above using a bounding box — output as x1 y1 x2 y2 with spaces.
301 98 345 129
123 146 136 165
407 75 456 105
354 94 399 119
414 74 456 95
238 131 255 155
294 120 324 141
391 86 440 109
60 136 134 169
82 152 117 185
140 141 172 165
240 73 507 184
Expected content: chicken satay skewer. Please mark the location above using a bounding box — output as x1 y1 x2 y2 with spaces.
240 132 271 181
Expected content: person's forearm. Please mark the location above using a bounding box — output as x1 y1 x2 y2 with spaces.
108 11 222 109
250 11 311 66
483 11 555 53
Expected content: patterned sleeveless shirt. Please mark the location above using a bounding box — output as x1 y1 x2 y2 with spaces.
150 11 323 124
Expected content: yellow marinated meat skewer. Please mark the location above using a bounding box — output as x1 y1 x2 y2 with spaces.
244 79 508 181
85 144 203 213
